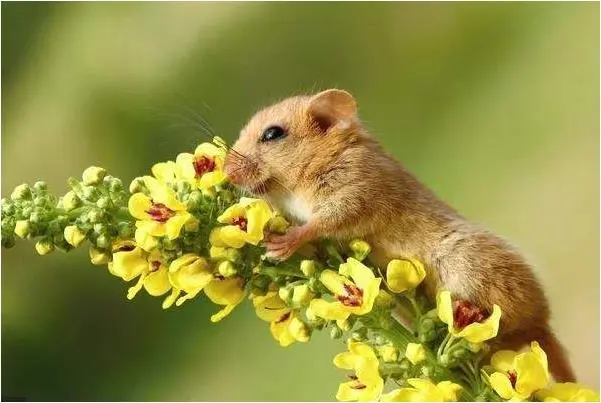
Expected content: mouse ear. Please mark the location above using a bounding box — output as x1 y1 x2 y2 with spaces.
307 89 357 133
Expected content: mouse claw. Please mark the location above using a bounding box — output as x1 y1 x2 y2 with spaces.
264 225 307 261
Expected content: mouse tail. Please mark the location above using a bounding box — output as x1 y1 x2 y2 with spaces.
537 327 577 383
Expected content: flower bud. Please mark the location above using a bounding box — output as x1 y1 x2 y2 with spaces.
375 289 396 308
351 327 368 341
29 211 42 224
439 353 452 367
89 247 110 265
268 216 289 234
300 260 317 277
252 275 271 295
419 329 437 343
33 196 47 207
32 181 48 193
278 287 292 303
11 184 32 201
14 220 31 239
96 197 112 209
82 166 107 186
64 225 86 247
386 258 426 293
82 186 101 202
117 222 134 239
88 209 104 223
291 284 313 306
176 180 191 194
186 191 204 209
2 200 15 216
330 326 343 339
35 239 55 255
129 177 146 194
349 239 371 261
2 236 16 248
95 234 111 249
217 261 237 277
108 177 123 193
62 191 81 211
405 343 426 365
379 344 399 362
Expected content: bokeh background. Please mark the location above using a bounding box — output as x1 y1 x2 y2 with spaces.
2 2 599 401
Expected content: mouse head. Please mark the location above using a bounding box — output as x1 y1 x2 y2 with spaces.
225 89 359 195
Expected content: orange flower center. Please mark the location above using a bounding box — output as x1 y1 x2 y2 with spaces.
507 370 518 388
347 375 366 389
146 202 175 223
453 300 489 329
149 261 161 272
232 216 248 231
275 312 291 324
337 284 363 307
194 156 216 177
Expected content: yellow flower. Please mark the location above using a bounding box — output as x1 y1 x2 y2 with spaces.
486 341 550 401
151 161 178 183
209 198 273 248
378 344 399 362
204 275 245 322
89 247 110 265
128 176 192 240
536 383 600 402
291 284 314 306
381 379 462 402
436 290 502 344
405 343 426 365
35 240 54 255
108 240 147 281
126 250 172 301
309 258 381 321
386 258 426 293
252 292 309 346
64 225 86 247
167 253 213 308
176 142 226 190
134 227 159 251
333 341 383 402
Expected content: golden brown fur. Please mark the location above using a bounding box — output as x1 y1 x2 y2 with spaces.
225 89 576 382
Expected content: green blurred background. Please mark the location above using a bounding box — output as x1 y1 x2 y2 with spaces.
2 2 599 401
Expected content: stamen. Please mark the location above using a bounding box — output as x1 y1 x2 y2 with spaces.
275 312 291 324
232 217 248 231
337 284 363 307
194 156 216 177
453 300 489 329
507 370 518 388
149 261 161 272
146 203 175 223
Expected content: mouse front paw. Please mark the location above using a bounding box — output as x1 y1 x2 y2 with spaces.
264 225 309 261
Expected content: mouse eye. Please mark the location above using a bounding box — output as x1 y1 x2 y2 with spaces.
260 126 287 143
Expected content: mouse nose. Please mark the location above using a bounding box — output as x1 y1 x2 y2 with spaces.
224 154 242 184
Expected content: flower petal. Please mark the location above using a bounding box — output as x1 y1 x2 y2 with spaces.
455 304 501 343
245 199 272 244
489 372 516 400
144 267 171 296
491 349 519 373
437 291 454 329
309 298 350 321
151 161 178 183
386 258 426 293
143 176 185 211
514 350 550 397
209 226 248 248
165 211 191 240
204 277 245 306
128 193 152 220
175 153 197 181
